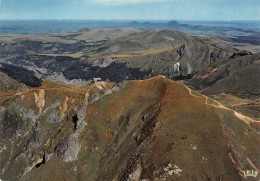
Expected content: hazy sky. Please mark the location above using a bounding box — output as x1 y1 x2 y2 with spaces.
0 0 259 20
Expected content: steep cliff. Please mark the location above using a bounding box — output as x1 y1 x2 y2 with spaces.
0 77 259 180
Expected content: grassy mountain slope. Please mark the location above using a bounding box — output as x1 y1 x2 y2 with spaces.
0 77 259 180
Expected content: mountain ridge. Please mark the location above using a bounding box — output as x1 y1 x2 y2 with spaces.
1 76 259 180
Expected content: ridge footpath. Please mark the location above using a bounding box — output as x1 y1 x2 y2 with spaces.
0 76 259 180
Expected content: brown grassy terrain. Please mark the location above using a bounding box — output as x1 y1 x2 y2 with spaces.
103 47 174 58
1 77 259 180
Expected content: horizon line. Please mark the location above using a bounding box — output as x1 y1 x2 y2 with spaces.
0 19 260 22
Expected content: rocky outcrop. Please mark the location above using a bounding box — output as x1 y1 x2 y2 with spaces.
0 77 259 180
0 72 18 92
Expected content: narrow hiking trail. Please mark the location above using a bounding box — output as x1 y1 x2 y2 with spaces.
181 83 259 135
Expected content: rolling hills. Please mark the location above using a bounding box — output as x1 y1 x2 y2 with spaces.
0 29 232 84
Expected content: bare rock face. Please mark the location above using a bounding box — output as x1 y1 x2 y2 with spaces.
0 72 18 92
0 77 259 181
55 134 80 162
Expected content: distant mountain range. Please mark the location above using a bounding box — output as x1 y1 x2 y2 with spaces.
120 20 258 36
0 25 259 181
0 20 259 36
